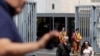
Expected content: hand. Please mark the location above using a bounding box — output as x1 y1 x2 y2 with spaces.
38 30 60 49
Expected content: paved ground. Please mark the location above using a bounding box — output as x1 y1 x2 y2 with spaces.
36 48 57 56
26 48 100 56
25 48 57 56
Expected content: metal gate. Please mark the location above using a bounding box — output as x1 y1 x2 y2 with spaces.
75 5 100 52
14 2 36 42
13 2 37 56
94 6 100 52
75 6 94 45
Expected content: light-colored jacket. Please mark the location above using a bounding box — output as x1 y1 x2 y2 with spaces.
82 47 94 56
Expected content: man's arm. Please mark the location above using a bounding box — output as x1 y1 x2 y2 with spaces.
0 38 44 55
0 31 59 55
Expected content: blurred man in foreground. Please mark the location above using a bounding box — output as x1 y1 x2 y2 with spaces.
0 0 59 56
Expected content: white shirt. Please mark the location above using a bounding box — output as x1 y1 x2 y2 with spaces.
83 47 94 56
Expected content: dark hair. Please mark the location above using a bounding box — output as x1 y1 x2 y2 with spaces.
81 41 91 55
82 41 91 47
75 28 79 31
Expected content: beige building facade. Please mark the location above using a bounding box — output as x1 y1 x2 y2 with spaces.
33 0 100 13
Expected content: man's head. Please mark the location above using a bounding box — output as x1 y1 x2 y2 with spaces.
5 0 26 14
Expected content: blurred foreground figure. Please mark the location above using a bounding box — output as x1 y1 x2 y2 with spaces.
0 0 59 56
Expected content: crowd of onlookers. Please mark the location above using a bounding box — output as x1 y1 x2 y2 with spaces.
56 27 94 56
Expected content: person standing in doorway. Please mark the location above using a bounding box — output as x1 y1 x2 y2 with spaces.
72 28 82 56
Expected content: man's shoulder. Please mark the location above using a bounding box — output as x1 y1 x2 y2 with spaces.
0 6 10 18
0 6 12 25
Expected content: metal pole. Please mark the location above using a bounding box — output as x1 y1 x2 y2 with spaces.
53 16 54 30
65 17 67 31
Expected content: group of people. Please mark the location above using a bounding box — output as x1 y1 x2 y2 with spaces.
56 27 94 56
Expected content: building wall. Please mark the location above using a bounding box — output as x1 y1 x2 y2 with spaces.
34 0 46 13
43 0 80 13
79 0 100 5
33 0 100 13
61 0 79 13
45 0 61 13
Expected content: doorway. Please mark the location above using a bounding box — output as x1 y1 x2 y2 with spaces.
67 17 75 43
37 17 65 40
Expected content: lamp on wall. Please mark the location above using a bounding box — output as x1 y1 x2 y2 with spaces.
52 3 55 10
